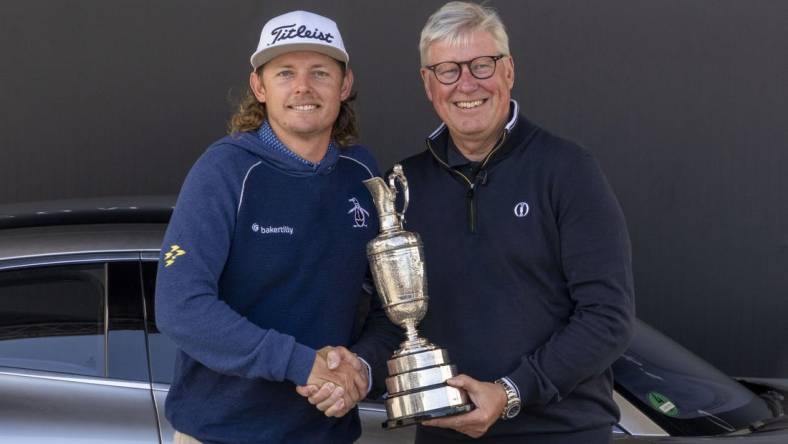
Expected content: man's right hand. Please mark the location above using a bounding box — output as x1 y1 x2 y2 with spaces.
298 346 368 417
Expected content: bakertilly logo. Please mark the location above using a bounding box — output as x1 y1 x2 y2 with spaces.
251 223 294 235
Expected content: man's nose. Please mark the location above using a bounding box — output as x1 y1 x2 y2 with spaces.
293 73 314 94
456 64 479 92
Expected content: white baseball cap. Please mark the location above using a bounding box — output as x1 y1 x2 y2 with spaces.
250 10 349 69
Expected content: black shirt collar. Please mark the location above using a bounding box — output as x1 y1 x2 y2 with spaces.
446 137 475 168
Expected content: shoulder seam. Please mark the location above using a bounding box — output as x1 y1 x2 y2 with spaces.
238 160 263 216
339 155 374 178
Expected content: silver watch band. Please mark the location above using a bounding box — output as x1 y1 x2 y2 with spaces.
494 378 522 420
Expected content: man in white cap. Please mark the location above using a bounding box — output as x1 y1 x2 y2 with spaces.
155 10 400 443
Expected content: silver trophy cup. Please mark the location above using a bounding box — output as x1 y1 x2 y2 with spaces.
364 165 473 429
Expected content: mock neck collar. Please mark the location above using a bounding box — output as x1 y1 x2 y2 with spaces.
256 121 339 174
446 138 476 167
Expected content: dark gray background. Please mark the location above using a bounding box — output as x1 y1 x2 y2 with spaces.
1 1 786 377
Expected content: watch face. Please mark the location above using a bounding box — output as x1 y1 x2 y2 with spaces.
506 403 521 419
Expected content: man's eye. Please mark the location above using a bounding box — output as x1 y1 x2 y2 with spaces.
276 70 294 78
313 70 330 79
437 66 459 76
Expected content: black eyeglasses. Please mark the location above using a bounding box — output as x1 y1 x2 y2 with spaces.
425 55 506 85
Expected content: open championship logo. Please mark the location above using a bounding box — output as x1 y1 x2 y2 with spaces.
514 201 530 218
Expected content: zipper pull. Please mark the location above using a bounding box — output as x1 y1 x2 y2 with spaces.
466 185 476 233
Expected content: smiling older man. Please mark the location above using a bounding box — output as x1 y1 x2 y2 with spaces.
399 2 635 443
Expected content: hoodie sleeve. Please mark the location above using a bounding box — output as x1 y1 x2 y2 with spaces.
155 146 316 385
507 147 635 406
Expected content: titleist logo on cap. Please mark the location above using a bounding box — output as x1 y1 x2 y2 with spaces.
268 24 335 46
250 10 348 68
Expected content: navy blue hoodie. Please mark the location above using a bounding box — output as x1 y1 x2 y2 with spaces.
155 126 400 443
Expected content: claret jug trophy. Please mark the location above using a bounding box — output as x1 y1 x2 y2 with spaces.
364 165 473 429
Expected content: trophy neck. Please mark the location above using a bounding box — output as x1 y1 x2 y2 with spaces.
391 319 436 357
403 319 419 342
364 177 404 233
379 214 403 233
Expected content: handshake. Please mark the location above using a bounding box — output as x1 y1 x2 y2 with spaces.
296 346 369 418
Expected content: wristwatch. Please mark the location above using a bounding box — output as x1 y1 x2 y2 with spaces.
494 378 522 420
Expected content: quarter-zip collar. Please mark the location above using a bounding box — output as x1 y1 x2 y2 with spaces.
426 99 524 174
424 100 536 234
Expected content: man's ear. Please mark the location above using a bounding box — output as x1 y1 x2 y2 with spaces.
420 68 434 102
250 70 265 102
504 55 515 90
340 67 354 101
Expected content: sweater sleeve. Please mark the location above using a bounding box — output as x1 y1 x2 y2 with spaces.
155 147 316 386
508 148 635 406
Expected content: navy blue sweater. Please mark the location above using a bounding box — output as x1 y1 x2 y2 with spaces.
399 102 635 442
155 128 400 443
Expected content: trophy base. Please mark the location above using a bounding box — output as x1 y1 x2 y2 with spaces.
383 373 473 429
383 403 473 429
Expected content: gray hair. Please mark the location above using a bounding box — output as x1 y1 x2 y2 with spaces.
419 1 510 66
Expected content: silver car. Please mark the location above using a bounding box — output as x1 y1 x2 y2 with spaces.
0 198 785 443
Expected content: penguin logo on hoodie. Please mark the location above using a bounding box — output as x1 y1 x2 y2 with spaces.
347 197 370 228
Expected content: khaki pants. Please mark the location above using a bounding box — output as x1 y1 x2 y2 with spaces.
173 431 203 444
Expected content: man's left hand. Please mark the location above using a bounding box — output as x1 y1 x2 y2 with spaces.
422 374 508 438
296 346 368 417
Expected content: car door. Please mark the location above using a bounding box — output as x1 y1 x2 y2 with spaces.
141 257 177 444
0 255 160 443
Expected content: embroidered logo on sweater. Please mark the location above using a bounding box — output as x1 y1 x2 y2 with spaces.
347 197 370 228
251 223 294 235
164 245 186 267
514 201 530 218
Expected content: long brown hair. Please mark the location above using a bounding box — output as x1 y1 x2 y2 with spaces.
228 66 359 147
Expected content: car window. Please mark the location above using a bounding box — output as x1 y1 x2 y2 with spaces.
141 261 177 384
0 263 105 377
107 261 149 381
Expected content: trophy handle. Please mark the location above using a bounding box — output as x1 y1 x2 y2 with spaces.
388 164 410 221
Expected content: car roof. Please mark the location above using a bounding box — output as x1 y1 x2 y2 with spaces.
0 196 174 230
0 223 167 262
0 197 173 261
